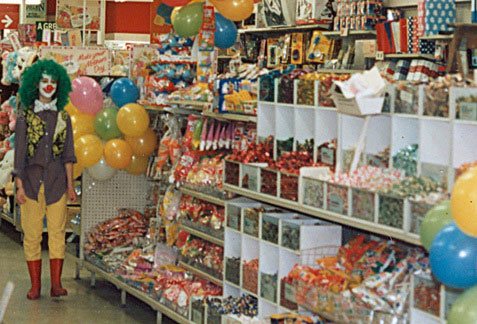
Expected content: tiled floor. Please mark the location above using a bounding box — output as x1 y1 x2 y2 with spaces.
0 222 174 324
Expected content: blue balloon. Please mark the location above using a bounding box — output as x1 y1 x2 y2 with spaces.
214 13 238 49
110 78 139 108
430 222 477 289
156 4 173 24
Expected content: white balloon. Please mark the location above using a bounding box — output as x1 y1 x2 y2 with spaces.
87 158 117 181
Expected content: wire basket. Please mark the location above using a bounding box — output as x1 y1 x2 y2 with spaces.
299 245 340 267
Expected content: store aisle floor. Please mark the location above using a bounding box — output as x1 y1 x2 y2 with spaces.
0 223 171 324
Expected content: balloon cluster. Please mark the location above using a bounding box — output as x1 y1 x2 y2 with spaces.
167 0 254 49
419 167 477 323
67 76 156 181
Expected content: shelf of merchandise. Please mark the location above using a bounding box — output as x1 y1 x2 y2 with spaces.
419 34 454 41
322 30 377 37
179 224 224 247
315 69 365 74
178 261 224 287
82 260 190 324
202 111 258 123
0 211 14 225
385 0 469 7
179 187 226 207
238 24 329 34
168 100 212 110
224 184 421 246
366 53 436 60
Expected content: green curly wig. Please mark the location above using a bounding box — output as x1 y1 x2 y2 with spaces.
19 59 71 111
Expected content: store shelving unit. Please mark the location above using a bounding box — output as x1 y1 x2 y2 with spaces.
82 260 190 324
178 261 223 287
179 187 226 207
202 111 257 123
322 30 377 37
238 24 329 34
179 223 224 247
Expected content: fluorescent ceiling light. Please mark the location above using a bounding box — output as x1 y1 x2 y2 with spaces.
0 0 42 4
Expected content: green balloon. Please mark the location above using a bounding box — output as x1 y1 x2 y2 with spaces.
420 200 453 251
448 285 477 324
172 2 203 38
94 107 121 141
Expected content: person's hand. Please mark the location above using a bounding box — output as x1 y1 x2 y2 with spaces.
67 185 77 203
17 187 27 205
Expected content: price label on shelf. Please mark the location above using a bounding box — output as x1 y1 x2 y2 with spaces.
340 28 349 37
375 51 385 61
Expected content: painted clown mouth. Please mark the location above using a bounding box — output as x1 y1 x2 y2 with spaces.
43 85 56 93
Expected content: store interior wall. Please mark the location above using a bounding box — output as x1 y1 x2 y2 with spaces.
45 0 151 34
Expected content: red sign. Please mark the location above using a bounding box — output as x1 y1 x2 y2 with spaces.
0 5 19 30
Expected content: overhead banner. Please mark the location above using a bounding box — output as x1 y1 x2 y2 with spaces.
40 46 111 76
25 0 47 24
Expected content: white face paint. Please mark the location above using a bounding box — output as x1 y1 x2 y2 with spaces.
38 74 58 100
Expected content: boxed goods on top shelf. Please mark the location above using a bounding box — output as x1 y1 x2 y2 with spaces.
333 0 384 31
288 235 428 322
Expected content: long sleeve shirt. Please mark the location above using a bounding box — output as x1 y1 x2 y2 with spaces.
13 108 76 205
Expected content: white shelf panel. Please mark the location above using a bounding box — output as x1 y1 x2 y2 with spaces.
419 119 452 166
452 122 477 168
224 184 421 246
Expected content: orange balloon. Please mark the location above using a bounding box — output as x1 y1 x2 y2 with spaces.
74 134 103 167
126 155 149 175
451 166 477 237
73 163 84 179
211 0 254 21
117 103 150 137
104 139 133 170
71 112 96 139
65 101 79 116
125 128 157 157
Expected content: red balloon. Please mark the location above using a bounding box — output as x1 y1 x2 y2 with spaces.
163 0 190 6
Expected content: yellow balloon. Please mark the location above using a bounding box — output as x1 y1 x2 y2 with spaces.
126 155 149 175
117 103 150 137
104 139 133 170
71 112 96 139
74 134 103 168
125 128 157 157
73 163 84 179
211 0 254 21
451 166 477 237
65 101 79 116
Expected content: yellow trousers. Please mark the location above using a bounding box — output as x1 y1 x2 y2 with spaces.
21 185 67 261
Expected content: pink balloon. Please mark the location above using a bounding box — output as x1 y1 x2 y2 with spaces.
70 77 103 115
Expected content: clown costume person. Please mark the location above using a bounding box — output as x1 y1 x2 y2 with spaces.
13 59 77 300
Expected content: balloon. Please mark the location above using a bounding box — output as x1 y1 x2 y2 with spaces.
429 222 477 289
94 107 122 141
163 0 190 6
126 155 149 175
71 112 96 140
70 77 103 115
419 200 453 250
74 134 103 168
214 13 238 49
125 128 157 157
448 285 477 324
211 0 254 21
87 158 117 181
73 163 84 179
104 139 133 170
157 3 174 24
117 103 150 137
172 2 203 38
451 166 477 237
64 101 78 116
171 7 181 24
110 78 139 108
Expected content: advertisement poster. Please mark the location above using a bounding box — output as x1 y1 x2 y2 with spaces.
40 46 111 76
150 0 173 44
25 0 47 24
56 0 100 30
